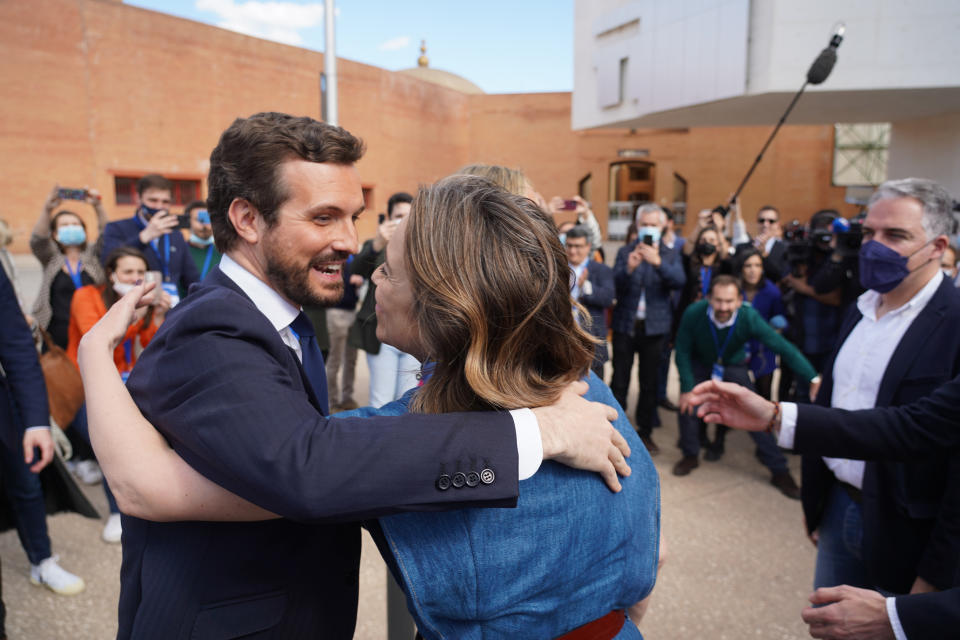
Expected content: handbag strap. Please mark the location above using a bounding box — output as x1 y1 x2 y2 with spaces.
37 326 59 353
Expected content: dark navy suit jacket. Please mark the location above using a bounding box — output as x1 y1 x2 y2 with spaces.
611 240 686 337
120 267 521 639
101 215 199 291
0 268 46 453
802 276 960 593
895 587 960 638
574 259 614 365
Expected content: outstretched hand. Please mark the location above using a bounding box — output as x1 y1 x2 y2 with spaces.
533 380 631 492
686 379 775 431
79 282 157 356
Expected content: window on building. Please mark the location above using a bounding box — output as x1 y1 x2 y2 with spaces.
114 176 203 206
832 123 890 186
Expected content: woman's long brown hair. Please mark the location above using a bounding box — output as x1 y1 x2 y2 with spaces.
405 174 594 414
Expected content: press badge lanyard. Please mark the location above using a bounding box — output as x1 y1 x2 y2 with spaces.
64 259 84 289
199 244 214 279
708 311 739 380
699 267 712 298
149 235 171 281
120 339 133 384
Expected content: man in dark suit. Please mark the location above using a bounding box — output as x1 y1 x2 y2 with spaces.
735 205 789 282
100 174 200 301
796 178 960 596
689 178 960 598
611 203 686 454
565 225 614 378
118 112 629 639
0 267 77 619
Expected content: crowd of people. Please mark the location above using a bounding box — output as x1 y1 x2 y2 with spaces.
0 108 957 639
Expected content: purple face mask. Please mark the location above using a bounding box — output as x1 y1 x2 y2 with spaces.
858 239 930 293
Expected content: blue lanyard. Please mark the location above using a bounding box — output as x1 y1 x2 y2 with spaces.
149 235 171 280
64 258 84 289
708 311 739 365
123 339 133 368
699 266 712 299
200 244 214 279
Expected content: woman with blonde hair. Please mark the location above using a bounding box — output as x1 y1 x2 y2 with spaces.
80 173 661 638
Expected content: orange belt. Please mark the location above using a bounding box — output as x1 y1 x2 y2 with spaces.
557 609 625 640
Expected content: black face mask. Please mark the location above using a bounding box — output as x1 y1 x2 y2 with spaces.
697 242 717 256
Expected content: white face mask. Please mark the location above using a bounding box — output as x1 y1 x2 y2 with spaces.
112 280 135 296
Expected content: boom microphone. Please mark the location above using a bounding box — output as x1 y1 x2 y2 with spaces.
720 23 846 215
807 24 845 85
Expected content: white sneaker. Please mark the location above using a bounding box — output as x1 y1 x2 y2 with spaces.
29 555 85 595
74 459 103 485
102 513 122 543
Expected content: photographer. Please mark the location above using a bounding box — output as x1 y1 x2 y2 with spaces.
100 174 199 302
808 217 866 312
30 185 109 349
780 210 845 401
66 246 171 543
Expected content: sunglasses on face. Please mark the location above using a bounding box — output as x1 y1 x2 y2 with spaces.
758 218 777 225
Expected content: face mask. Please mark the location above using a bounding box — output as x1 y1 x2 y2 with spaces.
190 233 214 246
140 204 163 219
638 226 662 246
56 225 86 246
858 239 932 293
558 233 566 245
112 280 135 296
942 268 956 279
697 242 717 256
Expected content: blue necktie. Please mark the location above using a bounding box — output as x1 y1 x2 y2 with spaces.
289 312 329 415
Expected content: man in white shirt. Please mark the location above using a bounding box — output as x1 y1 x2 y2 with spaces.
687 177 960 639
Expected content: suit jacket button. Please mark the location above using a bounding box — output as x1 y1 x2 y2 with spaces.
451 472 466 488
436 474 451 491
480 468 495 485
465 471 480 487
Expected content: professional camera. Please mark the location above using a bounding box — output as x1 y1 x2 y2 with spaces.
783 220 813 275
832 217 864 258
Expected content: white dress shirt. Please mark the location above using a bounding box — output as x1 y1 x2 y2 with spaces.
219 254 544 480
779 271 943 487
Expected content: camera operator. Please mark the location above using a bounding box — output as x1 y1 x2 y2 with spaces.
806 217 866 313
780 210 844 401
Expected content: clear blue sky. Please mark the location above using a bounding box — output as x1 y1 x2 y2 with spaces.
125 0 573 93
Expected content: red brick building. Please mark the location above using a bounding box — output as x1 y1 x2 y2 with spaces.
0 0 857 252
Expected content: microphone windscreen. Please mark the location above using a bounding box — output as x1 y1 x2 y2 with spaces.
806 47 837 85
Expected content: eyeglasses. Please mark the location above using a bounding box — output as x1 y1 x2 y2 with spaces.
757 218 778 225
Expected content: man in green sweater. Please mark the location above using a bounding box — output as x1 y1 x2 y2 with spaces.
674 275 821 498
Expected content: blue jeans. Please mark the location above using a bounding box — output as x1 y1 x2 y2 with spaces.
69 405 119 514
813 483 871 590
366 344 420 409
677 362 788 474
0 432 52 565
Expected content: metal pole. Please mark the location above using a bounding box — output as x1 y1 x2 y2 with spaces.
323 0 338 126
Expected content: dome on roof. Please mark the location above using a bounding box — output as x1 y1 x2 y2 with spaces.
397 40 485 95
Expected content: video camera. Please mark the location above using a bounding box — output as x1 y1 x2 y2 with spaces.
783 216 864 276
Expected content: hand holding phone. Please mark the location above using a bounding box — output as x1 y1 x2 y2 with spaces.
58 188 88 201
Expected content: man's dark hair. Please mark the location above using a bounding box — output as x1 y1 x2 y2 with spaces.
137 174 173 197
184 200 206 217
756 205 780 220
387 192 413 218
207 112 366 252
709 274 742 297
565 225 590 242
810 209 839 230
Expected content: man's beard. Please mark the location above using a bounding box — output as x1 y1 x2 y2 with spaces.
263 241 345 307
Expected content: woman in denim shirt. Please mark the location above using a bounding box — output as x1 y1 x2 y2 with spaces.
78 174 662 638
